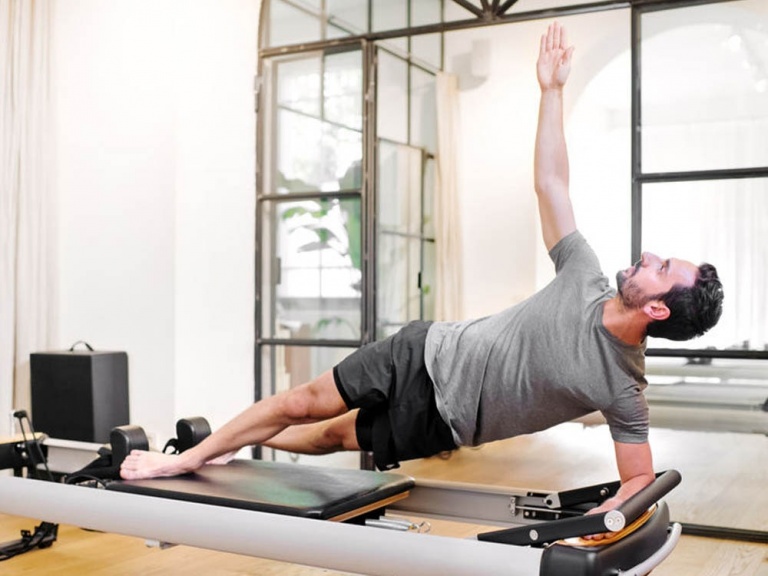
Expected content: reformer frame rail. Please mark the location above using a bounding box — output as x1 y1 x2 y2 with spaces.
0 467 683 575
0 420 685 575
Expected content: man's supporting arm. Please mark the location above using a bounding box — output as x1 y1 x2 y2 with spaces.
591 440 656 516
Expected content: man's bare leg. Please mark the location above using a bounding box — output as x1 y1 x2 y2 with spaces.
263 410 361 454
120 370 348 480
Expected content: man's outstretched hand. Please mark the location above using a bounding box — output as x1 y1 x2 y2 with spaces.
537 21 575 91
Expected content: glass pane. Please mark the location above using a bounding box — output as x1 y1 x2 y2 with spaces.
410 67 437 154
411 0 442 67
327 23 351 41
377 50 409 144
372 0 406 30
423 156 435 238
268 0 322 48
422 239 436 321
324 51 363 131
272 50 363 194
412 0 441 26
641 0 768 172
261 198 362 340
277 109 363 193
378 141 422 235
407 238 422 319
444 1 474 22
412 33 442 70
277 56 321 117
328 0 368 36
377 234 422 338
372 0 408 52
260 344 356 397
260 344 361 469
642 178 768 352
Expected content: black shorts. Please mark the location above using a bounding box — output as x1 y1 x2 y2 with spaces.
333 321 457 470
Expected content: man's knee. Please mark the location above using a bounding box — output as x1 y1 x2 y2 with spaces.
278 371 346 424
321 412 360 451
278 387 315 423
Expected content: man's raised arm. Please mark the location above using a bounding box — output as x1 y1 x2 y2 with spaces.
535 22 577 252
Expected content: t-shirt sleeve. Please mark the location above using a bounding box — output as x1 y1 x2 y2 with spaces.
548 231 602 276
601 389 649 444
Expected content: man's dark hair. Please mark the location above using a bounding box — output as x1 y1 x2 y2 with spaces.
646 263 723 341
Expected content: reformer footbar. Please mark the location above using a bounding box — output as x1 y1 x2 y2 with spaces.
477 470 681 546
472 471 681 576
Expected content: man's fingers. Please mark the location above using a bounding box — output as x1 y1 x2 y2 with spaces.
553 21 561 50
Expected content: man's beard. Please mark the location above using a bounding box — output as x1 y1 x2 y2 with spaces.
616 262 646 309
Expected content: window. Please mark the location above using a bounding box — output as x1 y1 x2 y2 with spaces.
638 0 768 353
260 49 364 344
257 5 443 467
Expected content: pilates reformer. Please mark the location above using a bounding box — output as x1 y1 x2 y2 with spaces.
0 417 682 576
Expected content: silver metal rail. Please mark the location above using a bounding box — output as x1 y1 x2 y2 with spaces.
0 475 542 576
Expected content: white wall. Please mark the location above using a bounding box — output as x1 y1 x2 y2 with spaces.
52 0 260 447
445 25 541 320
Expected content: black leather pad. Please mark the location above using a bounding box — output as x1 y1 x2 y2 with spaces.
107 459 414 520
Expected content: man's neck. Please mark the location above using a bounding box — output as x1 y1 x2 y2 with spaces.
602 297 647 346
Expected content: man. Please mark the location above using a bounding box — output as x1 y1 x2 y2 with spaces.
121 23 723 517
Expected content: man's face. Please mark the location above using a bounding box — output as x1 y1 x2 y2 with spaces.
616 252 698 309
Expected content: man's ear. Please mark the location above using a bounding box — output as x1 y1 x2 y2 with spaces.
643 300 670 322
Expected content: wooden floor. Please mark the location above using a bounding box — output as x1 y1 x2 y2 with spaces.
1 422 766 575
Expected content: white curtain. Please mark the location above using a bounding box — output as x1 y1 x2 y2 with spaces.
0 0 54 436
434 72 464 321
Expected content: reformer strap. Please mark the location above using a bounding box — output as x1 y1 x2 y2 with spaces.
0 522 58 561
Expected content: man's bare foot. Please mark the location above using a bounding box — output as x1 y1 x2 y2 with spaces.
120 450 199 480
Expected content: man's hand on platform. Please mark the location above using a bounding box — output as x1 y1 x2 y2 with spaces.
582 496 623 541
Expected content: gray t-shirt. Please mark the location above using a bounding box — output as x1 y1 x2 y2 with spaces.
424 231 648 447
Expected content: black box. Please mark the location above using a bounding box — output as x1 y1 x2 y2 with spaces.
30 349 129 443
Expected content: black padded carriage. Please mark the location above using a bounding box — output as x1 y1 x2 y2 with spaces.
107 459 414 521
